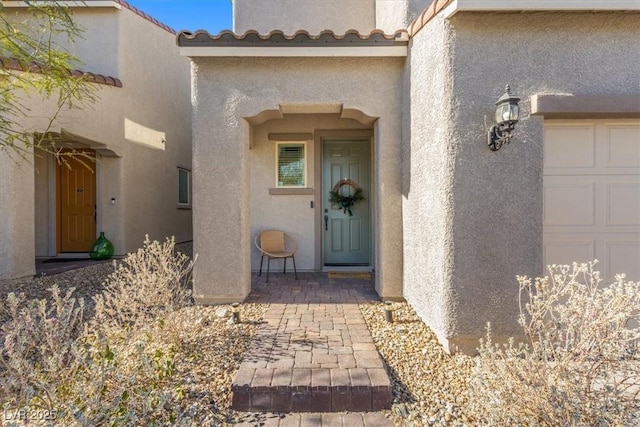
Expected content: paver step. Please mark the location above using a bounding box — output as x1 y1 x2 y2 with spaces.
231 366 391 412
231 283 392 413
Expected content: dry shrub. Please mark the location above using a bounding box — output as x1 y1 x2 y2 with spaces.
92 236 194 334
0 237 194 426
468 261 640 426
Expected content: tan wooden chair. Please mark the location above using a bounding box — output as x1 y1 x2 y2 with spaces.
255 230 298 282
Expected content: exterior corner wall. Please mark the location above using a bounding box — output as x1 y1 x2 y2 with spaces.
402 13 456 345
116 8 193 253
0 152 35 280
191 58 253 302
442 11 640 351
373 118 404 299
233 0 376 33
374 0 432 32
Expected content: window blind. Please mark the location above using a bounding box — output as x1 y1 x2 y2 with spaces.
277 143 305 187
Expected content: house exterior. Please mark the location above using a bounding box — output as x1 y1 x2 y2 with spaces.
179 0 640 353
0 1 192 280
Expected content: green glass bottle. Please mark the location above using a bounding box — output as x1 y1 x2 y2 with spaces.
89 231 114 260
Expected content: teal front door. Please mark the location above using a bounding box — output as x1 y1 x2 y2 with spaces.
323 141 371 266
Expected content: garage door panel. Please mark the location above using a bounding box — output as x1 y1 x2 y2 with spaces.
544 125 595 169
544 238 595 267
544 181 595 226
544 120 640 281
605 182 640 226
606 125 640 168
606 239 640 280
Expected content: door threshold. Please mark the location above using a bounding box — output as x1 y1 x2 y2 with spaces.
54 253 90 259
322 266 372 272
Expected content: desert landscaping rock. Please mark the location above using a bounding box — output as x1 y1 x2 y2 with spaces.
1 245 477 425
359 302 473 426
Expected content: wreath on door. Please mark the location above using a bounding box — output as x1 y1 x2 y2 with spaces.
329 178 365 216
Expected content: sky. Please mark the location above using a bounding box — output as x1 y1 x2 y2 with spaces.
126 0 233 33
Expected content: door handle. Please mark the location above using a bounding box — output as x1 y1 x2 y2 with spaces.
94 204 97 223
324 215 328 231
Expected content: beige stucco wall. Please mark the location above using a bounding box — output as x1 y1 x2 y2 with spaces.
2 4 192 279
249 114 371 271
190 56 404 303
233 0 375 34
0 149 35 280
116 6 192 250
401 12 456 350
403 11 640 354
374 0 431 32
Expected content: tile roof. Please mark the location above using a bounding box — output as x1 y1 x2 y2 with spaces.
0 57 123 88
408 0 453 37
113 0 175 34
177 29 409 47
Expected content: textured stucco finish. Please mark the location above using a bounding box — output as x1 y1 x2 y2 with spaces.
401 13 457 349
190 56 404 302
250 114 371 272
402 11 640 353
375 0 432 32
0 149 35 280
233 0 376 34
2 6 192 279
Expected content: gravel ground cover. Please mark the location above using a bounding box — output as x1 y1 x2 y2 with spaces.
0 244 475 425
360 302 474 426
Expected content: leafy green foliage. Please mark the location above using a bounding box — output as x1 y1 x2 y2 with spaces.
0 1 97 159
329 186 365 216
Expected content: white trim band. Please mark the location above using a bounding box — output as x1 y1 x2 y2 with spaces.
180 45 407 58
1 1 121 8
443 0 640 17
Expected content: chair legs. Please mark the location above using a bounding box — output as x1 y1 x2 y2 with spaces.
291 255 297 280
266 257 271 283
258 255 297 283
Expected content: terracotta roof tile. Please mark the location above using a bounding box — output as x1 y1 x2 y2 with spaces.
177 29 409 47
0 57 123 88
113 0 176 34
408 0 453 37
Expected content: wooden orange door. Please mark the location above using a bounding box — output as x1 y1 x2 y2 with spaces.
57 150 97 252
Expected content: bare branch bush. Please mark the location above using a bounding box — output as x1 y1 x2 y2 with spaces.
91 236 194 336
468 261 640 426
0 237 195 426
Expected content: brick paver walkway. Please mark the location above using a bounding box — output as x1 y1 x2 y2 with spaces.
231 272 392 425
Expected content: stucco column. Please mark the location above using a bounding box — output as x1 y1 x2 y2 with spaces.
374 118 404 299
191 83 252 304
0 153 35 280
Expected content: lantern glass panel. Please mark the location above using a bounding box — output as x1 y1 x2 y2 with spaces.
509 103 519 121
495 103 510 124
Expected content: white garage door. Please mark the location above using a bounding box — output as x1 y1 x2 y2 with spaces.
543 119 640 281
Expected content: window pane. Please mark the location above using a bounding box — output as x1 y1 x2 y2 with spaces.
178 169 189 204
278 144 305 187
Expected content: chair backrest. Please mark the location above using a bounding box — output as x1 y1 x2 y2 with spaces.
260 230 286 253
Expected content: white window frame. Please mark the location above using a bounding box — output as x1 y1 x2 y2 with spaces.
275 141 307 188
177 167 191 208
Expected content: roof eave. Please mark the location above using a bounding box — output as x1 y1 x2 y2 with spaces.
442 0 640 18
179 45 407 58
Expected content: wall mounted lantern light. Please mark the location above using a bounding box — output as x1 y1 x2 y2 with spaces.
488 85 521 151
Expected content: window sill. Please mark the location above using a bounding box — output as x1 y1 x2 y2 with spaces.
269 188 314 195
